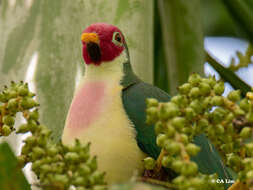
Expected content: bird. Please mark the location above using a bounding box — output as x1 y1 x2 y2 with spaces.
62 23 232 185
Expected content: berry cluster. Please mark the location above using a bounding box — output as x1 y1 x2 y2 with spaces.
0 81 106 190
146 73 253 189
0 81 38 136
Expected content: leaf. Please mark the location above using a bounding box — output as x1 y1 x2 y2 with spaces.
222 0 253 44
0 142 30 190
206 51 251 96
154 1 169 93
157 0 204 95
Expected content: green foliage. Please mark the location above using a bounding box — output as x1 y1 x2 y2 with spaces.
146 73 253 189
0 142 30 190
156 0 204 95
222 0 253 45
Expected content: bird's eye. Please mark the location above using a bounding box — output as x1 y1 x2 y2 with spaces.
112 32 123 46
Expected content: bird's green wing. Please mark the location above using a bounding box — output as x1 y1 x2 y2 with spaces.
122 81 233 183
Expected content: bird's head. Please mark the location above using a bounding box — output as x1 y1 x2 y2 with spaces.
81 23 127 66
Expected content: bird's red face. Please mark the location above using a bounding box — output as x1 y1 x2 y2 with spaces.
81 23 125 65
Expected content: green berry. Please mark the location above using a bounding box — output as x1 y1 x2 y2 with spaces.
246 171 253 180
32 147 46 158
171 160 184 173
161 156 172 167
189 100 203 114
213 82 224 95
53 174 69 184
7 98 18 110
18 85 29 96
240 127 251 139
143 157 156 170
29 109 39 120
189 87 200 98
154 121 164 135
197 118 209 131
166 124 176 138
211 96 224 106
87 157 97 171
156 134 167 147
65 152 79 163
178 83 191 94
146 98 158 108
199 82 211 96
21 97 38 109
180 134 188 144
185 107 196 120
79 164 91 175
171 117 185 130
215 124 225 134
239 99 250 112
181 162 198 176
227 90 240 102
2 125 12 136
2 115 15 126
188 73 201 86
164 142 181 155
186 143 200 156
24 136 37 146
159 103 179 120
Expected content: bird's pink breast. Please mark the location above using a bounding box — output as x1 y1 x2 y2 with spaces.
66 81 105 135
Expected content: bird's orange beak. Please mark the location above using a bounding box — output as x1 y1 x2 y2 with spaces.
81 33 99 44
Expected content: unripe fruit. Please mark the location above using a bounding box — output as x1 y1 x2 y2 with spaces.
186 143 200 156
189 100 203 114
156 134 167 147
21 97 38 109
164 142 181 155
2 124 12 136
211 96 224 106
18 85 29 96
146 98 158 107
166 124 176 138
240 127 251 139
227 90 240 102
171 160 184 173
2 115 15 126
213 82 224 95
65 152 79 163
199 82 211 96
171 117 185 130
161 156 172 167
32 147 46 158
189 87 200 98
246 171 253 179
239 99 250 111
188 73 201 86
53 174 69 184
181 162 198 176
215 124 224 134
154 121 164 135
178 83 191 94
185 107 196 120
7 98 18 110
159 103 179 120
180 134 188 144
143 157 156 170
29 109 39 120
